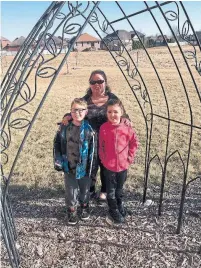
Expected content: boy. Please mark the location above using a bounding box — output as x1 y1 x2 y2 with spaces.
99 99 139 223
54 98 96 225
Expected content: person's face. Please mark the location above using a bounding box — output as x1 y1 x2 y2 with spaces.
71 103 88 124
107 104 123 125
89 73 106 96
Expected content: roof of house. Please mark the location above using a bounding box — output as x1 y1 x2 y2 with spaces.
71 33 100 43
130 30 145 37
9 36 26 47
0 36 11 48
103 30 130 40
103 30 145 41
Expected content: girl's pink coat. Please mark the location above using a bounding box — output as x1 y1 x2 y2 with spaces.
99 121 139 172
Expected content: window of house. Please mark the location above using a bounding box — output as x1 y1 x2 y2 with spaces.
76 42 77 46
82 42 83 46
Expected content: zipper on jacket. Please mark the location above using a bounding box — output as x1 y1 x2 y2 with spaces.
115 127 119 172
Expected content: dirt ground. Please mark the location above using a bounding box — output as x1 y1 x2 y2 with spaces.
1 46 201 267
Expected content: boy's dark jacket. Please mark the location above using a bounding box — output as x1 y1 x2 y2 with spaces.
53 120 96 179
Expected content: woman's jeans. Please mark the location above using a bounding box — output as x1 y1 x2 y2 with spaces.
90 133 107 193
104 167 127 209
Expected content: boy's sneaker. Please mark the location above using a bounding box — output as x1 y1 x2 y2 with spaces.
81 205 90 220
68 210 78 225
109 209 124 223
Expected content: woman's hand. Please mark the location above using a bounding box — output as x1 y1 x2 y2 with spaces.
62 114 72 125
121 117 132 127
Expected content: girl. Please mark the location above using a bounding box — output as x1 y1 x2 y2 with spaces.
99 99 139 223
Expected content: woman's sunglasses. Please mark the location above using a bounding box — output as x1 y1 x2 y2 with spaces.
89 80 105 85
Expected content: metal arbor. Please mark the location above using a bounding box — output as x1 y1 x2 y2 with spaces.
1 1 200 267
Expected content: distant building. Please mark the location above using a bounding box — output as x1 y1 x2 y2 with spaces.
189 31 201 46
145 35 173 47
101 30 145 51
6 36 26 51
69 33 101 51
33 35 69 54
0 36 11 50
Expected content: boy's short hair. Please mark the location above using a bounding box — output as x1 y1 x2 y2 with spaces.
106 99 124 111
71 98 88 109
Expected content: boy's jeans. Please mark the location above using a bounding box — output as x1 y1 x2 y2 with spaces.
104 168 127 209
64 172 91 208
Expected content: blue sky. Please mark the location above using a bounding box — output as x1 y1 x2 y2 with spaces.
1 1 201 42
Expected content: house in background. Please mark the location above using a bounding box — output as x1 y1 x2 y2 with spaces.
0 36 11 50
28 35 69 54
69 33 101 51
37 35 63 51
189 31 201 45
6 36 26 52
101 30 145 51
145 35 173 47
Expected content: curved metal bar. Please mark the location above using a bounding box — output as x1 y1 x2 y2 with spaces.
2 176 17 239
186 176 201 188
90 2 154 207
179 2 201 52
3 0 100 203
1 227 18 268
151 113 201 130
116 1 172 214
144 1 190 218
144 1 195 233
1 2 100 267
148 154 164 173
1 2 62 100
1 206 20 266
166 150 186 173
1 3 200 266
0 1 57 91
1 2 66 127
163 1 201 100
155 1 194 234
110 1 173 24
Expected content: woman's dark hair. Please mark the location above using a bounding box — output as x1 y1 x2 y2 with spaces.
86 69 111 96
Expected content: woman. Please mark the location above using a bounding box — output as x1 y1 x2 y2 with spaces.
61 70 129 201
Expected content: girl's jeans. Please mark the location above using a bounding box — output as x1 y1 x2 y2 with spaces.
103 168 127 209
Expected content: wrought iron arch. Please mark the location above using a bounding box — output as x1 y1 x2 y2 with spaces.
1 1 201 267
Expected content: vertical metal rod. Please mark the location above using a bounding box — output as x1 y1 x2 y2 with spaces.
116 1 171 206
155 1 194 234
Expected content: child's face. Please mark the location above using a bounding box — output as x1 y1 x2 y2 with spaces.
71 103 88 124
107 104 123 125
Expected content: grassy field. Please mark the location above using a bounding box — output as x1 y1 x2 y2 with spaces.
1 46 201 268
1 46 201 194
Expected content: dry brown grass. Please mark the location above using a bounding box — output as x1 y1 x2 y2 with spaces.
1 46 201 268
1 46 201 192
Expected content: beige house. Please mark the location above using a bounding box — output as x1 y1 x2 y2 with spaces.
70 33 100 52
0 36 11 50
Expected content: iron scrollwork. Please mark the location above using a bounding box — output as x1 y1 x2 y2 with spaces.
1 2 99 267
165 2 201 76
1 1 201 267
